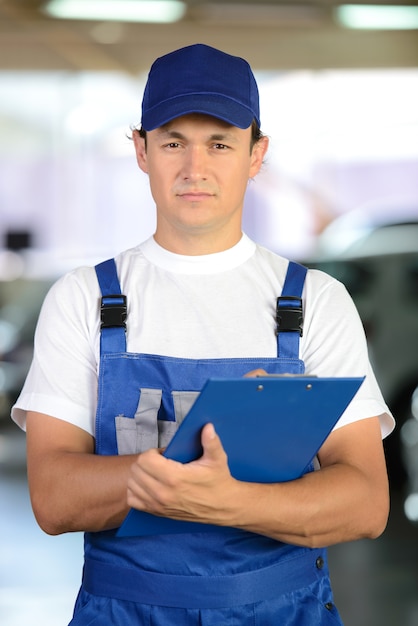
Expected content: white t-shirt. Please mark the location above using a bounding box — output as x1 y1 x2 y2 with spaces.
12 234 394 438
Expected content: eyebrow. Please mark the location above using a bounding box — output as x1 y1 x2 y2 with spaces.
156 128 239 144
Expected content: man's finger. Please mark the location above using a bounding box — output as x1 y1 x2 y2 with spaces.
199 423 227 465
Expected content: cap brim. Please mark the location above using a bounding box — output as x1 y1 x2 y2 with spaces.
141 94 258 131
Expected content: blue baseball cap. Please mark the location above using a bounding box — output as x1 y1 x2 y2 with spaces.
141 43 260 131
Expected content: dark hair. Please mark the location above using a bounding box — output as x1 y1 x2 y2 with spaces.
249 120 265 152
134 119 264 154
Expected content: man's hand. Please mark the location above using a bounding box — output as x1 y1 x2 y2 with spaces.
127 423 238 526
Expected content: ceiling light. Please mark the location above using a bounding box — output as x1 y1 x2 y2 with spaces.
42 0 186 23
336 5 418 30
194 3 324 26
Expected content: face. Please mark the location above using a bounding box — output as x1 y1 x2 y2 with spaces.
133 114 268 254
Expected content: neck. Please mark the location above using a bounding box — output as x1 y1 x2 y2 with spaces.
153 228 243 256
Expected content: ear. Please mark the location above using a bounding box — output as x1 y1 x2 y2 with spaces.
132 130 148 174
249 135 269 179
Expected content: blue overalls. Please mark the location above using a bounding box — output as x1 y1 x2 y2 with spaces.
69 259 344 626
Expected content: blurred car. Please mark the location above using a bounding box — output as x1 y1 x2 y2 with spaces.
401 387 418 523
305 218 418 491
0 273 53 422
0 249 100 425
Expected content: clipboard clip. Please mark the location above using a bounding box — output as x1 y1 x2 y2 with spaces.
275 296 303 336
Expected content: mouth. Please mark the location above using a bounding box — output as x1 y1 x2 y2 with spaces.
176 188 215 202
176 189 214 202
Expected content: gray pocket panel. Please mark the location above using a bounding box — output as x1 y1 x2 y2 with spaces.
115 388 162 455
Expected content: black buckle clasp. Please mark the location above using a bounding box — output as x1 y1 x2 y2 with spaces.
275 296 303 336
100 294 127 329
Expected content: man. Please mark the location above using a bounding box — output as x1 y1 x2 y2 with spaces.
12 44 394 625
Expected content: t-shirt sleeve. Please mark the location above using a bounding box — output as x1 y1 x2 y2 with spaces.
11 267 101 435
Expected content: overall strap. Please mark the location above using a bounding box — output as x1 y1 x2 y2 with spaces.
276 261 307 359
95 258 127 354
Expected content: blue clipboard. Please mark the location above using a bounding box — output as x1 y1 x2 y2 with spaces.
117 375 364 537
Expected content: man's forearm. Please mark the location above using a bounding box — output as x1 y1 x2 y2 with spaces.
29 450 136 535
225 461 389 547
222 419 390 547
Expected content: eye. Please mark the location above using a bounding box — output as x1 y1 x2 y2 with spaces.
213 143 229 150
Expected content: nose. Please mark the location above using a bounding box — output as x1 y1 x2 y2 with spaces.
182 146 208 181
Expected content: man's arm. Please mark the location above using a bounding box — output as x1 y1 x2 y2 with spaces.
127 415 390 547
26 411 136 535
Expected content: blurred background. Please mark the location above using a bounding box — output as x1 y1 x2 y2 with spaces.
1 1 418 624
